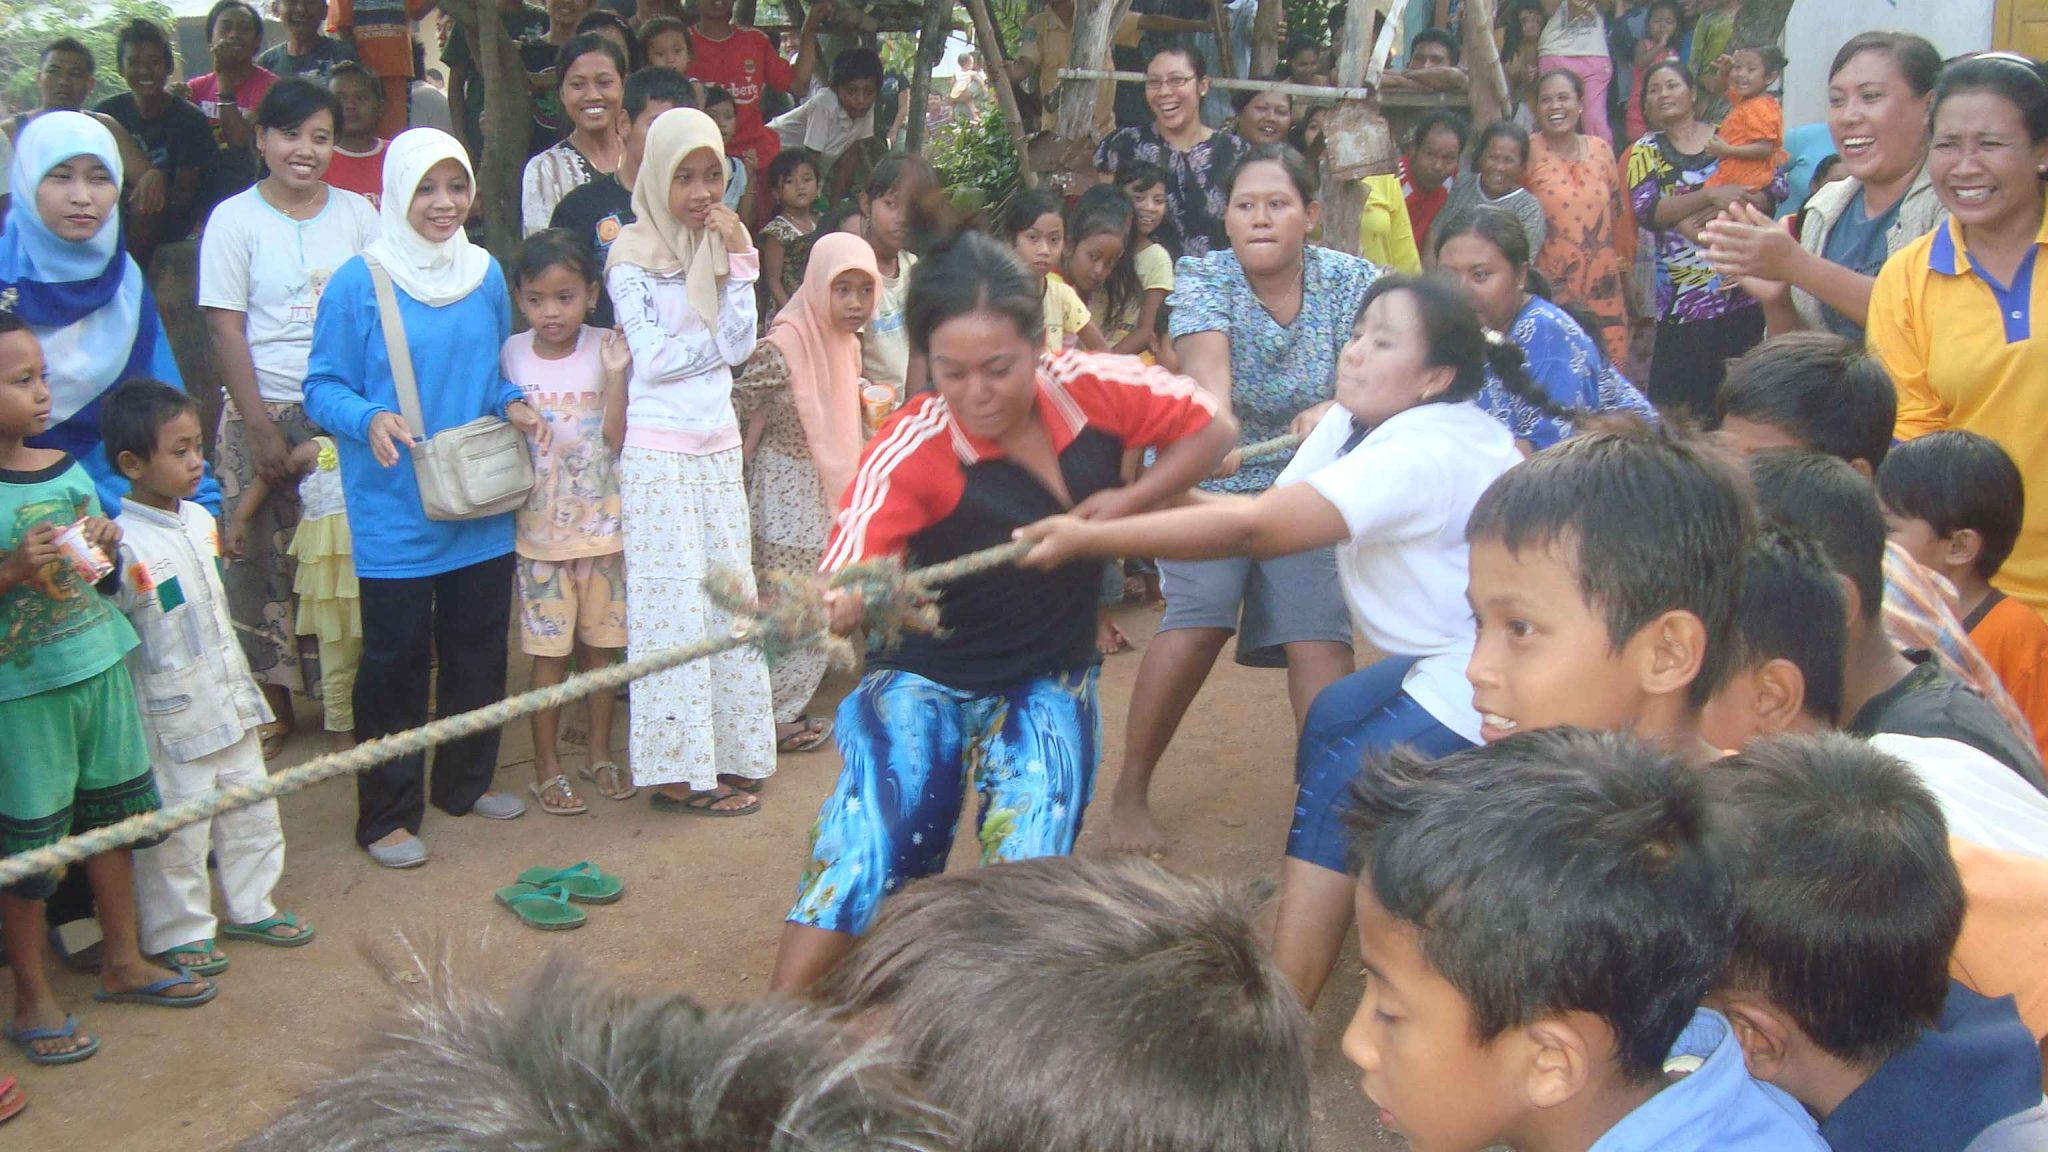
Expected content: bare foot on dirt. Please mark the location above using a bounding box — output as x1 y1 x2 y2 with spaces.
1106 799 1167 858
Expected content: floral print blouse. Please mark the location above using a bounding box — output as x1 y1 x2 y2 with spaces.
1095 124 1251 260
1168 244 1382 492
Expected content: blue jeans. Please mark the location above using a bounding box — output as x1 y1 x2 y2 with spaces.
1288 657 1473 873
788 667 1101 935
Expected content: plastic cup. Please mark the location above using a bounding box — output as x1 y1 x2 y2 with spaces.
861 382 898 435
54 521 112 583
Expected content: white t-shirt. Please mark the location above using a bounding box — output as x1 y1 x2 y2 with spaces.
1278 401 1523 742
1538 2 1608 57
1868 733 2048 860
199 184 380 405
768 89 875 165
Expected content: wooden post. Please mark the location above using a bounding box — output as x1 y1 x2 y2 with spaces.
1250 0 1283 76
964 0 1040 188
1460 0 1510 129
903 0 951 153
1210 0 1237 81
1319 0 1380 257
1054 0 1134 143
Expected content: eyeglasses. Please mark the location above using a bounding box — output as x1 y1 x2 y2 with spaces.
1145 74 1198 92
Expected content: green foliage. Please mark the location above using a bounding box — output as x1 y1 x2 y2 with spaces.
927 103 1017 204
1284 0 1336 47
0 0 177 116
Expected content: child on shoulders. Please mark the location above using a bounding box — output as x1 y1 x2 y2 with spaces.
1343 729 1825 1152
508 230 632 813
1708 732 2048 1150
107 380 309 976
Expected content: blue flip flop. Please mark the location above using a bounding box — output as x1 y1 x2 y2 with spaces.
92 968 217 1008
4 1014 100 1066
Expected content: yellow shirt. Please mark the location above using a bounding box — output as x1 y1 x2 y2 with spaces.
1016 9 1143 135
1871 212 2048 616
1359 174 1422 274
1042 273 1094 353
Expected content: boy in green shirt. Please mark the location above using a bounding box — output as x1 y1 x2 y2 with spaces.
0 314 214 1068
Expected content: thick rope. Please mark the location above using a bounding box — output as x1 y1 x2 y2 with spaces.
0 436 1307 887
0 543 1030 888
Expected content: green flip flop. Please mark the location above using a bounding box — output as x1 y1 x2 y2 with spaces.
494 883 587 931
220 913 316 948
514 862 624 905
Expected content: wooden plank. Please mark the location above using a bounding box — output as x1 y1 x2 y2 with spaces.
1057 68 1377 101
1318 0 1381 257
902 0 951 154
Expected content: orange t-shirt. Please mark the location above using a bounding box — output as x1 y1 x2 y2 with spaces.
329 0 433 136
1704 94 1786 192
1970 591 2048 755
1950 839 2048 1067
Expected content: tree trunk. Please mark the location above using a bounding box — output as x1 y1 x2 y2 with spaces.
965 0 1040 187
903 0 951 153
1461 0 1509 129
442 0 530 267
1054 0 1134 142
1251 0 1283 75
1731 0 1795 50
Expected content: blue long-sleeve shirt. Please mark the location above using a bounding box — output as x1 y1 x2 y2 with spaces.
302 256 523 579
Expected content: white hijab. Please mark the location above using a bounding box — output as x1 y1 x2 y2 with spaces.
362 128 490 307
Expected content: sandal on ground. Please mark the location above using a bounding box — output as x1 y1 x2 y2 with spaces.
649 786 760 817
92 968 217 1008
775 716 834 754
220 912 315 947
494 882 586 930
579 761 637 801
150 938 228 975
0 1074 24 1123
515 861 623 904
531 774 588 816
4 1016 98 1066
257 720 291 761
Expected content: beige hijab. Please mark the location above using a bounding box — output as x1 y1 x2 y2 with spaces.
765 232 880 506
604 107 747 327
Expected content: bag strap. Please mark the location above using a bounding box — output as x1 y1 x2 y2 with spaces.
363 255 427 441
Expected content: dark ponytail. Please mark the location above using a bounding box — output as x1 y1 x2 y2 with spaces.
1479 335 1576 425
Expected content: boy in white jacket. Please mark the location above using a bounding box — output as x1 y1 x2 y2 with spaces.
106 380 311 975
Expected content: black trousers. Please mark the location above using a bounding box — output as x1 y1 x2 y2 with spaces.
353 552 515 846
1647 306 1768 423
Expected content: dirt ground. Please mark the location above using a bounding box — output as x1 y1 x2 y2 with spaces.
6 602 1397 1150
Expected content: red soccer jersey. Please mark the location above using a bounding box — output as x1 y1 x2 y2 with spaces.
823 351 1218 691
686 26 792 169
323 140 389 207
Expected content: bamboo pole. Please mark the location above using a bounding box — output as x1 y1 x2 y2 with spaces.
1250 0 1283 76
1318 0 1383 257
964 0 1040 188
1461 0 1510 129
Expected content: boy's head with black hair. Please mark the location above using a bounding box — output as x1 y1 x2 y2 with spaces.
1409 27 1461 69
819 855 1311 1152
1877 430 2025 603
238 958 958 1152
116 19 178 101
1407 109 1468 195
1705 732 1963 1109
1342 728 1734 1152
38 37 98 111
106 379 205 510
830 46 884 121
1463 422 1754 753
1702 530 1850 750
1747 450 1887 627
1715 332 1898 474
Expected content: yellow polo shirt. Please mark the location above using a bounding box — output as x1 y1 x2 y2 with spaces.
1869 212 2048 617
1359 174 1422 274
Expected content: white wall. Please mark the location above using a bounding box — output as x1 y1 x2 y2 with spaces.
1783 0 1995 127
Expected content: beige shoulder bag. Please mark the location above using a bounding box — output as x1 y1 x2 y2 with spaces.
363 256 534 522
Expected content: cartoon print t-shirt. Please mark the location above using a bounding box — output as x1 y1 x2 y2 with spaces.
0 457 137 703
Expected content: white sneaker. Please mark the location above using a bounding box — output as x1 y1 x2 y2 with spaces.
470 791 527 820
366 834 428 869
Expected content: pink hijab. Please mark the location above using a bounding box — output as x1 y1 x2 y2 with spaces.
766 231 881 507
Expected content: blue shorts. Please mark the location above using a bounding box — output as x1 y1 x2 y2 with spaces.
1289 657 1473 874
788 667 1101 935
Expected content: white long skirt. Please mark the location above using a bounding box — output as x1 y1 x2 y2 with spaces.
619 445 777 789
